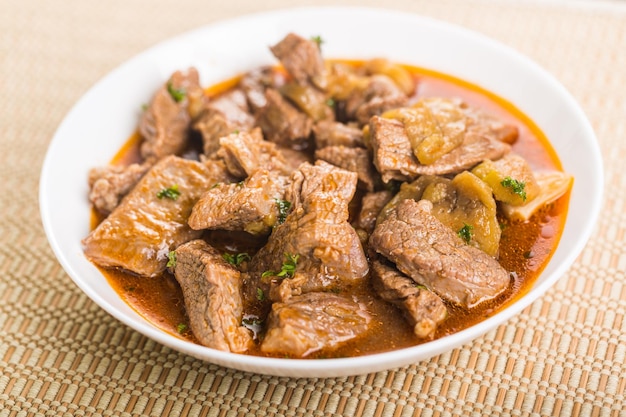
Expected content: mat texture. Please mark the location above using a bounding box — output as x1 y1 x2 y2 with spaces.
1 0 625 416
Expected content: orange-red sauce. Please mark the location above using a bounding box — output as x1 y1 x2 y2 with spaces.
94 63 570 358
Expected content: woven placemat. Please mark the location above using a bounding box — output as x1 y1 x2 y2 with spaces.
2 0 624 415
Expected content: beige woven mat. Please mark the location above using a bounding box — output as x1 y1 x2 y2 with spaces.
2 0 624 415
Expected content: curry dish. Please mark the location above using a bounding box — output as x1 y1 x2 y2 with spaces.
83 33 572 358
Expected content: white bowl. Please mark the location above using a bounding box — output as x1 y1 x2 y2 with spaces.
40 7 603 378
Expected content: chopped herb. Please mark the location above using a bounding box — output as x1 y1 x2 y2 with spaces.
167 82 186 103
223 252 250 266
141 103 148 111
176 323 188 334
242 317 263 326
501 176 527 201
256 287 265 301
233 130 240 134
210 182 221 189
310 35 324 47
326 98 335 107
236 181 244 188
262 253 299 278
276 199 292 224
157 184 180 200
457 224 474 244
166 251 177 268
415 284 428 290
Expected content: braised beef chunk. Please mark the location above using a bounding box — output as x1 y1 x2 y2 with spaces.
250 161 368 286
88 162 151 215
313 120 364 149
255 89 313 148
240 66 286 112
314 145 378 191
193 89 255 157
369 115 511 183
139 68 203 160
370 260 447 339
82 156 230 277
173 240 252 353
369 199 510 308
215 128 289 178
345 75 408 125
270 33 326 88
260 292 371 357
188 169 289 235
354 190 393 237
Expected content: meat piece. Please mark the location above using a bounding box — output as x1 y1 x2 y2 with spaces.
82 156 230 277
270 33 326 89
314 145 378 191
88 162 151 215
354 190 393 236
260 292 371 357
215 128 289 178
250 161 368 289
255 89 313 149
345 75 408 125
188 169 289 235
370 260 447 339
239 66 286 112
172 240 252 353
139 68 203 160
369 199 510 307
193 89 255 156
369 116 510 183
378 173 501 257
313 120 364 149
280 82 334 122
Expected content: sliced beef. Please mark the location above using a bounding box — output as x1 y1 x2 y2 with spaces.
260 292 371 357
82 156 230 277
250 161 368 290
270 33 326 89
369 199 510 308
313 120 364 149
369 115 510 183
314 145 378 192
215 128 289 178
139 68 203 160
344 75 408 125
254 89 313 149
353 190 393 237
172 240 252 353
188 169 289 235
88 162 151 215
193 88 255 156
370 260 447 339
239 66 286 112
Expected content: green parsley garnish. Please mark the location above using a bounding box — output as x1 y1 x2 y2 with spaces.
276 199 292 224
501 176 527 201
157 184 180 200
310 35 324 47
167 82 186 103
256 287 265 301
222 252 250 266
166 251 177 268
261 253 299 278
326 98 335 107
176 323 188 333
457 224 474 244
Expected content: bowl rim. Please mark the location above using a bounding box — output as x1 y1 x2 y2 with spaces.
39 5 603 378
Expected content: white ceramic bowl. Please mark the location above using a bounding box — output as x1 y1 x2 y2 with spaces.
40 7 603 377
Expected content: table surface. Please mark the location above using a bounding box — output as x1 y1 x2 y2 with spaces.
2 0 625 415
